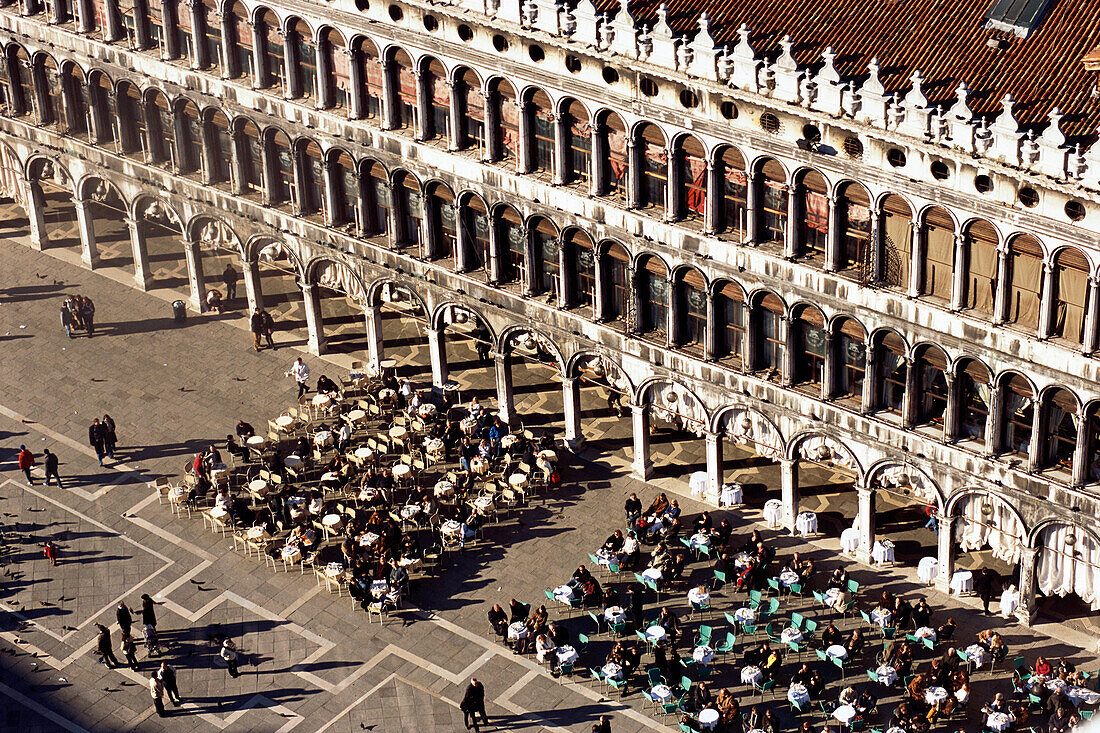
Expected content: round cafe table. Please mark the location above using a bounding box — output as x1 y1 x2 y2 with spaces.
369 580 389 599
473 496 494 515
914 627 937 641
507 621 528 640
650 684 673 702
425 438 444 456
324 563 344 580
389 426 407 440
604 606 626 624
924 687 948 705
602 662 623 681
950 569 974 595
313 431 334 447
833 705 857 724
876 665 897 686
795 511 818 536
734 607 756 624
353 446 373 462
642 568 662 582
283 455 302 469
312 394 331 407
720 483 743 506
508 473 527 487
871 608 893 627
840 527 859 554
434 480 454 498
392 463 411 479
248 479 268 497
763 499 783 527
693 645 715 665
441 520 463 538
358 487 379 503
246 435 265 447
322 514 343 531
740 666 762 685
537 449 557 462
246 526 267 540
788 683 811 706
826 645 848 661
501 434 517 448
918 557 938 584
698 709 720 730
400 504 420 520
556 645 578 664
872 539 896 565
687 587 710 606
418 403 437 417
779 570 800 587
346 409 366 423
275 415 294 430
689 533 711 550
986 713 1013 732
781 627 803 644
964 644 986 667
645 625 666 643
379 358 398 370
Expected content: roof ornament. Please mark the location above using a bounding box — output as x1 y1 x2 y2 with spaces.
989 93 1023 166
687 11 719 81
771 34 802 103
856 57 888 125
729 23 759 92
810 46 843 115
948 81 976 151
901 69 931 138
494 0 522 25
1037 107 1069 177
647 2 676 68
608 0 640 57
568 0 600 46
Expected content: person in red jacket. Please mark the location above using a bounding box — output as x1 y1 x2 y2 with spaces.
17 445 35 485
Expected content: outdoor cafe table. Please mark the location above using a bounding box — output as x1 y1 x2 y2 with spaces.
763 499 782 527
508 473 527 487
872 539 896 565
604 606 627 624
964 644 986 667
312 393 331 406
986 713 1013 732
795 511 818 536
353 446 372 462
918 557 938 583
693 645 715 665
441 520 463 540
553 585 574 604
359 531 381 548
740 666 762 685
650 684 673 703
473 496 494 515
645 626 667 644
950 569 974 595
313 431 334 447
283 455 302 469
389 426 407 440
369 580 389 599
507 622 528 641
840 528 859 554
698 708 720 730
391 464 411 479
720 482 743 506
826 645 848 661
924 687 949 706
779 570 799 587
358 487 379 503
690 533 711 550
688 587 710 606
246 435 265 447
418 403 437 418
734 607 756 624
915 627 937 641
788 683 811 706
556 645 579 665
248 479 268 498
602 662 623 681
781 627 804 644
876 665 898 686
538 449 557 462
833 705 857 724
642 568 662 583
871 608 893 627
275 415 294 430
734 552 754 570
321 514 343 531
434 480 455 498
346 409 366 424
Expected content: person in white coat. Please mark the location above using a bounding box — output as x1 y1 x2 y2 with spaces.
287 358 310 399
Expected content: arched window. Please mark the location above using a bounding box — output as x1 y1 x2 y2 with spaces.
638 255 669 336
6 47 31 117
881 194 912 290
600 111 628 202
423 58 449 142
35 55 59 126
718 146 748 239
461 195 489 273
223 2 250 82
602 243 630 322
1052 248 1090 344
758 159 787 246
634 124 666 214
453 67 483 152
495 205 524 285
289 19 315 100
175 0 194 63
390 49 416 131
89 71 114 145
921 206 955 303
962 219 998 317
255 9 284 93
235 119 262 195
755 293 786 374
1000 373 1034 459
677 135 706 223
197 0 221 71
914 345 948 428
298 140 324 216
356 38 382 120
145 91 173 165
715 281 745 367
62 64 88 136
530 217 559 296
320 28 349 109
268 130 294 206
837 182 872 279
675 268 707 348
836 318 866 403
793 306 827 390
528 89 554 175
1006 235 1043 333
561 99 590 187
427 183 456 261
563 229 595 311
1044 388 1079 471
116 82 144 155
489 78 518 162
876 331 907 416
361 161 389 236
391 171 422 247
799 170 828 265
956 358 990 443
177 100 201 175
330 150 357 227
1085 403 1100 483
205 110 232 186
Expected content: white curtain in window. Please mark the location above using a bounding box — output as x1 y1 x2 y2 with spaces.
1037 524 1100 610
315 260 366 303
954 494 1024 564
649 382 706 436
798 435 856 472
725 408 782 460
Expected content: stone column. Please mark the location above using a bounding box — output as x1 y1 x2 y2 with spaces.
992 245 1009 324
950 233 966 310
625 137 639 209
588 123 602 197
664 142 677 220
551 112 566 185
779 457 798 532
76 0 93 33
942 372 958 442
218 11 235 78
1083 276 1100 355
315 38 333 110
413 69 429 140
122 217 151 290
182 237 206 311
704 292 718 361
301 283 325 354
72 198 98 268
282 29 300 99
186 0 204 69
856 486 875 563
259 135 276 206
379 59 396 129
908 220 922 297
488 223 502 284
784 182 798 258
860 344 875 413
1072 417 1089 486
705 431 723 501
869 211 883 282
241 258 262 312
824 193 840 272
666 276 679 347
346 48 364 120
426 326 448 387
444 79 461 150
249 20 265 88
25 181 47 251
454 199 469 272
593 251 606 320
1015 547 1038 626
515 101 530 174
364 301 383 371
745 170 758 244
562 376 582 447
229 128 246 195
495 352 515 426
321 157 339 227
630 403 652 480
703 158 719 236
820 330 836 401
901 356 918 429
780 314 794 386
1037 261 1056 339
935 515 954 593
162 0 181 60
104 0 123 41
985 380 1002 456
1027 398 1044 472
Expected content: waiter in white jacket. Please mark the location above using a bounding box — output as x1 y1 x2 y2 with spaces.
287 357 311 399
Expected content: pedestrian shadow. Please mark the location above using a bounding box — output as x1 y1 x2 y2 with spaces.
125 439 218 463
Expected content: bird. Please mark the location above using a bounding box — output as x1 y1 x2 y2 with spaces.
35 273 46 279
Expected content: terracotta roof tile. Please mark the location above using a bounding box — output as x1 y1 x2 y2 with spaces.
601 0 1100 140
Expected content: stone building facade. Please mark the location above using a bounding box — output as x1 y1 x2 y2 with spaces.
2 0 1100 623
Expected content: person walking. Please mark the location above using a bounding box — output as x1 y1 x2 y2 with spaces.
102 414 117 459
121 631 138 670
976 568 997 615
249 310 264 351
220 638 240 678
261 309 276 350
149 674 167 717
67 296 83 331
143 622 159 657
116 601 133 638
141 593 157 630
60 302 74 338
42 448 62 488
43 540 59 566
95 623 119 668
287 357 310 399
222 264 238 302
460 678 488 731
88 419 107 466
158 661 181 705
17 445 35 484
81 295 95 337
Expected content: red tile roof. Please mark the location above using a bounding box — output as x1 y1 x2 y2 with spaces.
596 0 1100 142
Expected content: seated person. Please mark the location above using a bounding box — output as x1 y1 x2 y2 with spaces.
827 567 850 590
665 551 687 583
579 576 603 606
693 512 714 534
761 648 782 681
807 670 825 698
535 631 557 664
791 663 813 687
487 603 508 636
388 560 409 595
656 607 680 644
743 642 770 668
936 617 957 641
316 374 341 397
225 435 248 460
508 598 529 623
911 599 933 629
821 622 843 648
838 686 859 708
845 629 865 656
236 420 256 439
569 565 594 589
642 493 670 521
617 531 640 569
601 530 625 554
714 519 734 548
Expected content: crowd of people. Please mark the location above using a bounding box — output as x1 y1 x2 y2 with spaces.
59 294 95 338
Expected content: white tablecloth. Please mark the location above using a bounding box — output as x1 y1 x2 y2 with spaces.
781 627 804 644
840 528 859 554
924 686 948 705
553 585 573 603
871 539 895 565
795 511 817 536
833 705 857 724
740 666 762 684
779 570 799 587
871 609 893 627
434 480 454 498
692 645 714 665
689 533 711 550
964 644 985 667
720 483 743 506
313 431 333 447
698 708 720 730
788 683 810 706
915 627 937 641
876 665 897 685
1062 686 1100 706
1000 587 1020 617
602 662 623 681
734 607 756 623
688 588 710 606
826 645 848 660
556 645 578 664
986 713 1013 732
918 557 938 583
650 684 673 702
642 568 662 582
645 625 666 643
507 622 529 640
763 499 782 527
950 570 974 595
604 606 626 624
689 471 709 497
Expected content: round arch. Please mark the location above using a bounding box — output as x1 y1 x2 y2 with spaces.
945 486 1028 531
431 301 495 340
712 404 784 461
130 194 182 231
305 255 368 303
787 430 864 481
497 325 567 374
365 277 430 315
865 460 943 509
1028 519 1100 550
246 235 303 276
187 215 244 258
636 377 709 429
565 349 635 395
